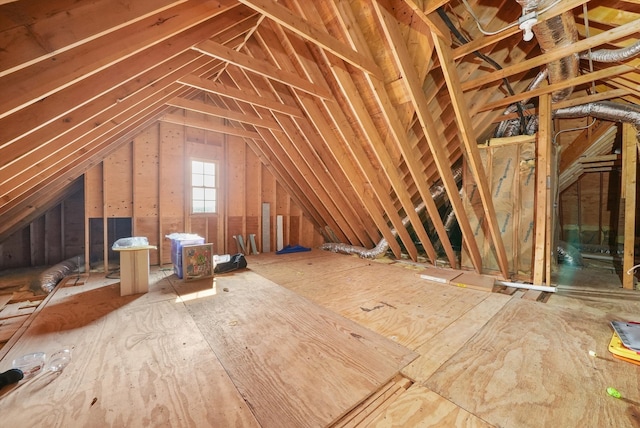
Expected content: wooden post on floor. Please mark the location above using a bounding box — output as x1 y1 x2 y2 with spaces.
533 93 552 285
622 122 637 289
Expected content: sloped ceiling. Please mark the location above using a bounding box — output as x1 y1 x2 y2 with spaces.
1 0 639 276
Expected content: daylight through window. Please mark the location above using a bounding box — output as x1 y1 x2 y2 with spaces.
191 160 217 213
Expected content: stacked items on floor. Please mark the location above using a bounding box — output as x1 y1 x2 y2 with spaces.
609 321 640 365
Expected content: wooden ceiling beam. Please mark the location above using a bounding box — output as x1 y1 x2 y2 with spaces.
370 0 458 266
1 54 215 187
0 94 179 217
193 39 334 99
433 31 510 279
478 65 632 113
167 97 281 129
237 0 383 79
179 73 305 117
245 30 382 248
371 2 483 271
292 3 435 263
0 0 237 120
0 11 242 153
0 0 186 78
462 17 640 92
159 112 262 139
281 0 419 258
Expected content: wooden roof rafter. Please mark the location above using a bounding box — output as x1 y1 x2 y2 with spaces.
277 1 438 263
432 30 510 279
250 21 404 252
345 0 458 266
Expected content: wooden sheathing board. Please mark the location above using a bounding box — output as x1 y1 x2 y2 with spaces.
226 134 246 252
425 295 640 428
133 127 160 265
181 270 417 427
159 122 185 265
462 139 536 280
0 272 261 427
248 251 495 351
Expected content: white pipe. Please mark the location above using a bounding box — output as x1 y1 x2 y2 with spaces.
496 280 557 293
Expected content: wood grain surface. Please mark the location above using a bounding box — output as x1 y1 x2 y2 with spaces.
425 296 640 428
184 269 417 427
0 273 259 427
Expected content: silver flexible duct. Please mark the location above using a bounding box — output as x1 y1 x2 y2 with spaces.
321 167 463 258
580 40 640 63
40 255 84 293
515 0 578 102
553 101 640 129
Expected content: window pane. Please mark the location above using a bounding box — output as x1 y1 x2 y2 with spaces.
204 201 216 213
192 174 203 187
193 160 204 174
204 175 215 187
203 163 215 175
204 188 216 201
193 200 205 212
193 187 204 200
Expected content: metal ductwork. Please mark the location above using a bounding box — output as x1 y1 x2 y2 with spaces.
580 40 640 63
515 0 579 103
553 101 640 130
321 167 463 259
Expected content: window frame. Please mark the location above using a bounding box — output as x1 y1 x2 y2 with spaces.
190 159 218 215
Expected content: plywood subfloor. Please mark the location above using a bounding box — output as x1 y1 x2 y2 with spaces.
2 249 639 427
181 270 416 427
0 270 260 427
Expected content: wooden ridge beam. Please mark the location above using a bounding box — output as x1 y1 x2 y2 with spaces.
432 32 510 279
237 0 383 79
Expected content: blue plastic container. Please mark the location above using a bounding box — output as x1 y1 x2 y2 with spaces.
166 233 205 279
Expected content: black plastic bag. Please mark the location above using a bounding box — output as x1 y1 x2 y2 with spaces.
214 253 247 274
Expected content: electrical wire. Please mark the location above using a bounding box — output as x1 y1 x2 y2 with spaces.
460 0 563 37
437 7 526 129
552 117 597 144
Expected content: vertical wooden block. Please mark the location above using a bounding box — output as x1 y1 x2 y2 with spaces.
117 248 151 296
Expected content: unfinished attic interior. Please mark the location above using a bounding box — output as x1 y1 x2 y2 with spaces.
2 0 640 425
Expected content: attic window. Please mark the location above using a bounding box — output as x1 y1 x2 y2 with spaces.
191 160 217 214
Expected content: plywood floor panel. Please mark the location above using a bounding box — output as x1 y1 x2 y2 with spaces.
368 383 493 427
250 253 492 351
0 274 260 428
425 296 640 428
182 269 417 428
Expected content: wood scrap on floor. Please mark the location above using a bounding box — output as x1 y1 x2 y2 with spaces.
331 374 413 427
